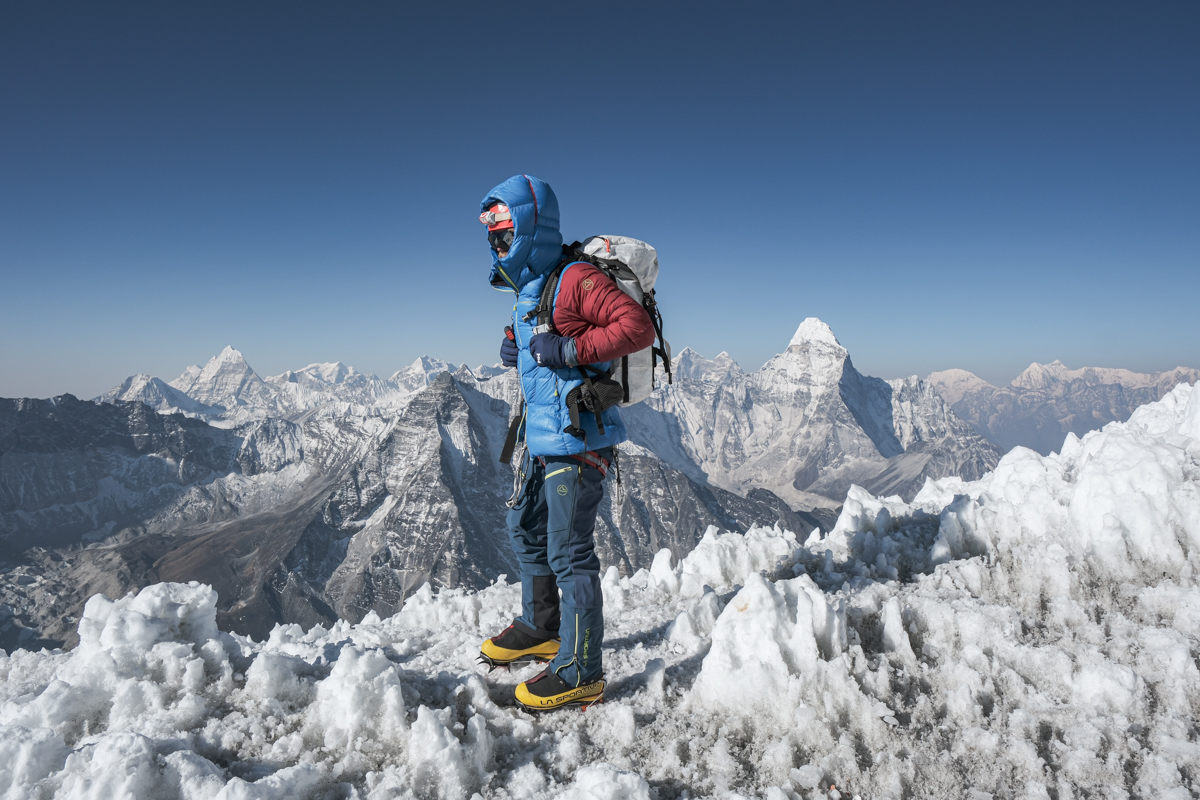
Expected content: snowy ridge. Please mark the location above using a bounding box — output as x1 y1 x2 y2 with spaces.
113 350 462 423
928 362 1200 455
1009 359 1197 392
95 374 218 419
3 385 1198 798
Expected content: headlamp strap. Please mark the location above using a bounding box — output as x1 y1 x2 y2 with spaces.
480 208 513 226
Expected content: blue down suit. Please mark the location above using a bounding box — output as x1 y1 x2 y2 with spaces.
482 175 626 686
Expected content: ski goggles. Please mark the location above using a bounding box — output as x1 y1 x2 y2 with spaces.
488 227 515 251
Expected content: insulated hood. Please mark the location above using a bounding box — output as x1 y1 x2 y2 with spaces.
481 175 563 291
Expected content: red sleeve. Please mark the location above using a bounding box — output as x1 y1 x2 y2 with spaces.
552 263 656 365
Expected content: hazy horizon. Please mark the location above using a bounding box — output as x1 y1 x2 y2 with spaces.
3 2 1197 399
15 329 1200 404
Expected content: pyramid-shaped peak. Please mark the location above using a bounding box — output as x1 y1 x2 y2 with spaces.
412 355 453 372
1012 360 1071 389
789 318 843 349
391 356 456 388
199 347 256 380
214 346 248 364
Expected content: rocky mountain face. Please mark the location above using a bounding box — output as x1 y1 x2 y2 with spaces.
929 361 1200 455
6 333 1188 651
623 319 1001 508
2 341 834 647
0 395 304 554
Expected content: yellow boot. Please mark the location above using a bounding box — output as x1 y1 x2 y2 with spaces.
479 624 560 667
514 668 605 711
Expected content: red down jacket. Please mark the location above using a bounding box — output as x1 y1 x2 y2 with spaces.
552 262 655 364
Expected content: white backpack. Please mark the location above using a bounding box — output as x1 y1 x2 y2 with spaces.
533 235 671 407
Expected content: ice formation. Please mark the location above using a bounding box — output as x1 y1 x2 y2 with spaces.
2 384 1199 799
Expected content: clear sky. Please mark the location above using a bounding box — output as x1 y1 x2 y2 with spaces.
2 2 1197 399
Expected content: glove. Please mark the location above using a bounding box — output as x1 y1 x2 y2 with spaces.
500 333 519 368
528 332 577 368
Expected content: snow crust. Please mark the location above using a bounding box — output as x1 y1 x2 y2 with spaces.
3 385 1200 798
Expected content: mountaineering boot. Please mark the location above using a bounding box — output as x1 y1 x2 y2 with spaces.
479 624 560 668
514 667 605 711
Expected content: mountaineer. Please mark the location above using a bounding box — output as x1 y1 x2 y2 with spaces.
478 174 655 711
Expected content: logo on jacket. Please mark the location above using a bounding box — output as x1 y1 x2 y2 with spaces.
557 484 569 496
581 278 594 290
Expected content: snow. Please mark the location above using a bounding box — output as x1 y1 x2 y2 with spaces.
788 318 842 350
1010 359 1161 391
3 384 1200 798
925 368 997 406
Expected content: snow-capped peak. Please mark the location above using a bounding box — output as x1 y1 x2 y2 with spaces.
927 368 997 406
94 373 217 418
1008 360 1194 392
1010 359 1068 390
391 356 457 391
298 362 355 385
788 317 842 350
167 346 276 413
214 345 245 364
672 347 744 383
197 347 253 383
757 318 849 395
672 348 743 383
170 346 254 392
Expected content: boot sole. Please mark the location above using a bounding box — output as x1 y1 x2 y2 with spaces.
514 680 606 712
515 691 604 712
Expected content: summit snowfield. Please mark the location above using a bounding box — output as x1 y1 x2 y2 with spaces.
1 377 1197 799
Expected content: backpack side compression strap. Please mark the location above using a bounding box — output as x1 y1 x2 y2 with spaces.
644 289 672 386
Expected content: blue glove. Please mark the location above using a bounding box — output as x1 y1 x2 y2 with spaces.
528 332 578 368
500 335 519 367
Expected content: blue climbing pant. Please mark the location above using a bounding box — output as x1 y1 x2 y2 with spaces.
507 448 609 686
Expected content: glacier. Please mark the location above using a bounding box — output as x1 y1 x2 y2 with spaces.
1 381 1197 798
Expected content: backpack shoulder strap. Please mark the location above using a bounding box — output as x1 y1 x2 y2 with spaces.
525 244 583 333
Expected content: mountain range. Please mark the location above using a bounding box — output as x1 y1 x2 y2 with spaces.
929 360 1200 455
2 319 1192 650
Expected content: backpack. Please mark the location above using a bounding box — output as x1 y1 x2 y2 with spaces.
532 236 672 410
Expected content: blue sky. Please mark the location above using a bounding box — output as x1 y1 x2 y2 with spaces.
2 2 1197 399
